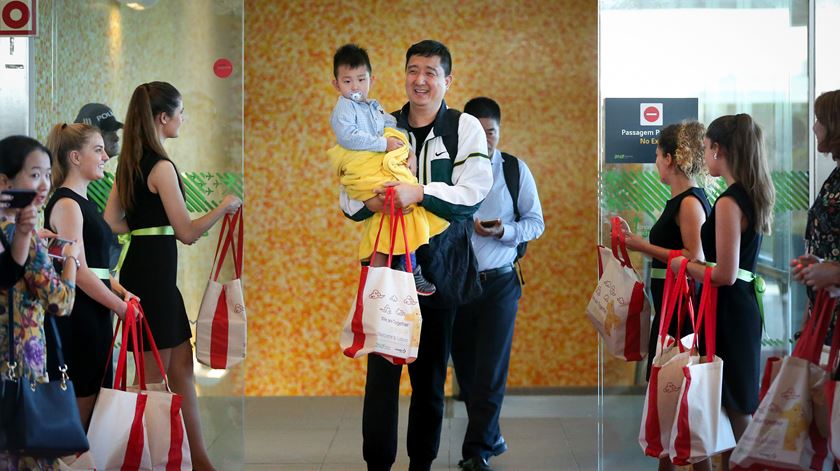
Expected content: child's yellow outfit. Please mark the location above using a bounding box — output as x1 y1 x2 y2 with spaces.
329 128 449 259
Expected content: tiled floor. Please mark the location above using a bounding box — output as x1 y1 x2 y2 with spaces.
199 394 659 471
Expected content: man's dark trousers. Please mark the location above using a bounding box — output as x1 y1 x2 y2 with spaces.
362 303 457 471
451 269 521 461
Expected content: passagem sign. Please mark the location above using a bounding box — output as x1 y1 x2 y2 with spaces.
604 98 698 164
0 0 36 36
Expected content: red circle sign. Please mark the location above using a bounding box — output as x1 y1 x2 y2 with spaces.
2 1 30 29
643 106 660 123
213 58 233 79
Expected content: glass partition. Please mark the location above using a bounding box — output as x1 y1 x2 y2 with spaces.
33 0 245 465
598 1 808 468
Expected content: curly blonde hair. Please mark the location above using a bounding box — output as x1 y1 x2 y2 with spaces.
658 120 707 180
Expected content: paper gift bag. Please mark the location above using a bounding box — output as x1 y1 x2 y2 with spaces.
340 188 422 364
587 217 651 361
668 266 736 465
640 256 693 458
128 305 191 470
87 303 152 470
731 290 836 470
197 208 247 369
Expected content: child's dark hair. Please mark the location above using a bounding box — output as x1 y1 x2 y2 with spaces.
406 40 452 76
0 135 52 180
333 44 372 79
464 97 501 124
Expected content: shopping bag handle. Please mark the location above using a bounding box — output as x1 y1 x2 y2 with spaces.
828 303 840 380
659 256 691 353
210 208 243 281
134 300 170 391
793 289 836 363
610 217 633 269
693 266 717 361
368 188 412 272
112 302 144 391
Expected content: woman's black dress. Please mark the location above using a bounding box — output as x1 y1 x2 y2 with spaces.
121 153 191 351
44 187 114 396
701 182 763 414
646 187 711 379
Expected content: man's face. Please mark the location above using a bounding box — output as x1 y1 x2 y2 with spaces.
478 117 500 156
101 129 120 157
405 55 451 111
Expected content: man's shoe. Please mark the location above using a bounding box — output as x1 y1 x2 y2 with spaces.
459 457 492 471
491 436 508 456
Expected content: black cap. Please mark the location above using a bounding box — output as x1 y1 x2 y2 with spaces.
74 103 123 132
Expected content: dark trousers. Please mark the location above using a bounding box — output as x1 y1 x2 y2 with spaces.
451 270 521 461
362 304 457 471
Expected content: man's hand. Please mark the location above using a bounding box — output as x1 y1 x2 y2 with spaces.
474 218 503 238
801 260 840 291
386 137 404 152
374 182 423 209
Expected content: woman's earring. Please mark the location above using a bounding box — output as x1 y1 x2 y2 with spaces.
713 153 718 160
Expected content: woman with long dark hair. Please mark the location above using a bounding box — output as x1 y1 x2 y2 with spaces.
670 114 775 470
104 82 241 470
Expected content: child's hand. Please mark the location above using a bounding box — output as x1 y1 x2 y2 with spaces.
386 137 404 152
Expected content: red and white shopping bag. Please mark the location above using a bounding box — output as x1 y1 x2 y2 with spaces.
668 266 736 465
340 188 422 365
825 308 840 465
197 207 247 369
639 256 694 458
87 302 153 470
587 217 651 361
731 290 836 471
128 303 191 470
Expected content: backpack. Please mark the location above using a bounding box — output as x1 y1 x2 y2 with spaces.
501 152 528 261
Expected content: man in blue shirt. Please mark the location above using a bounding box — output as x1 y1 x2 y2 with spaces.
453 97 545 471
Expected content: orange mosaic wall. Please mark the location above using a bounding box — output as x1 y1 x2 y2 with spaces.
244 0 601 395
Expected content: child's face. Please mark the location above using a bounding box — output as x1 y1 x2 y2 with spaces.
333 65 372 102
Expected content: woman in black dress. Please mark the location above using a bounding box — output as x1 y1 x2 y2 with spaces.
671 114 775 470
104 82 241 471
620 121 711 471
44 123 137 428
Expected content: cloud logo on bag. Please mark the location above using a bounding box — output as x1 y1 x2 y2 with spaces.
390 295 399 302
369 290 385 299
234 304 244 314
379 305 392 314
780 387 800 401
403 296 418 305
397 309 406 316
663 382 681 393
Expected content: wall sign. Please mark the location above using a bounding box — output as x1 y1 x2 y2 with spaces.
0 0 36 36
604 98 698 164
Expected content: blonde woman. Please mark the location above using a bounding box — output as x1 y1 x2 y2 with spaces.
671 114 775 470
44 123 136 429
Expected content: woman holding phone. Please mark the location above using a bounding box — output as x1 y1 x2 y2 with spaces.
104 82 241 471
0 135 79 469
44 122 137 429
0 191 37 288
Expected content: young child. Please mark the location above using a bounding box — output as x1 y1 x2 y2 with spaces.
328 43 447 296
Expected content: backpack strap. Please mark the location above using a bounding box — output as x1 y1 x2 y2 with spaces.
441 108 461 162
501 152 521 221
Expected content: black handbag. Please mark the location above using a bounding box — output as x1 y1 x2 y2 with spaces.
0 288 89 457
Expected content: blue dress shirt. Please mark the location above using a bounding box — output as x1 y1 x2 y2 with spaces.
472 149 545 272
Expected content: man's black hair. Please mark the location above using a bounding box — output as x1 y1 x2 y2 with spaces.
405 40 452 76
464 97 501 124
333 44 372 79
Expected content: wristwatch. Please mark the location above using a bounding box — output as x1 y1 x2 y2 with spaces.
64 255 80 269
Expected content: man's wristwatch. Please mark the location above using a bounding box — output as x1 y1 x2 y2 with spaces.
64 255 80 269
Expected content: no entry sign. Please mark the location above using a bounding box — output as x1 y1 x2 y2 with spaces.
604 98 698 164
0 0 36 36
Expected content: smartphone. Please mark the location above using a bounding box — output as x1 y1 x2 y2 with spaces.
1 189 37 209
479 219 501 228
47 237 73 259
